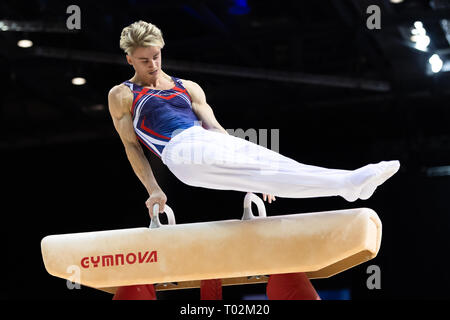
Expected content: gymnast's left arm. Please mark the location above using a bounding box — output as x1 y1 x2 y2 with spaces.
181 79 229 135
181 79 276 204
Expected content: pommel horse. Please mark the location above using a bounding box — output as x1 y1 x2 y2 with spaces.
41 193 382 299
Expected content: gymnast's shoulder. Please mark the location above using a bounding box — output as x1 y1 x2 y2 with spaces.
176 78 206 101
108 83 133 100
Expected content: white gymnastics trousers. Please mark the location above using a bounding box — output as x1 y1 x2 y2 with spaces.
161 126 400 202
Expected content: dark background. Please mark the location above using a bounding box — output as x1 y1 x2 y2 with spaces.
2 0 450 300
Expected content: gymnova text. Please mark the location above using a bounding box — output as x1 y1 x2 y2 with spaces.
80 250 157 269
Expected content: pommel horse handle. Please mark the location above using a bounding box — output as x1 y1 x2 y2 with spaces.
149 203 176 229
242 193 267 220
150 192 263 228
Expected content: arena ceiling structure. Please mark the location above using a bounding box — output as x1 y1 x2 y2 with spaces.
2 0 450 301
1 0 449 156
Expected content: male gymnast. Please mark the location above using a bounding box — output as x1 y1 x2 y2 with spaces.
108 20 400 217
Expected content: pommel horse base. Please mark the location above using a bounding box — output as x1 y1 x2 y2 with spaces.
41 193 382 296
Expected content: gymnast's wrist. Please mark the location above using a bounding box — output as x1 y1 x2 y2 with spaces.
148 185 162 195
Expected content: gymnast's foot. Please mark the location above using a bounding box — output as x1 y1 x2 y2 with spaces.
343 160 400 201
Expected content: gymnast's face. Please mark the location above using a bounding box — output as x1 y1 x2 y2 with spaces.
126 46 162 81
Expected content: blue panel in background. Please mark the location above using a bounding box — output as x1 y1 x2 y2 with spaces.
228 0 251 15
317 288 351 300
241 289 351 300
242 294 268 300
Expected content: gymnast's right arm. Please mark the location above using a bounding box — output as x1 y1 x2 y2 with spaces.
108 85 167 216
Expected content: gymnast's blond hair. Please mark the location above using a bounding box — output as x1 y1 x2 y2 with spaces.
119 20 165 55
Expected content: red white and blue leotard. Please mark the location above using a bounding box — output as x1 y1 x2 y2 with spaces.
122 76 201 160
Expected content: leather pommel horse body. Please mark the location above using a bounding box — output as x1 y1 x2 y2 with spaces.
41 193 382 294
